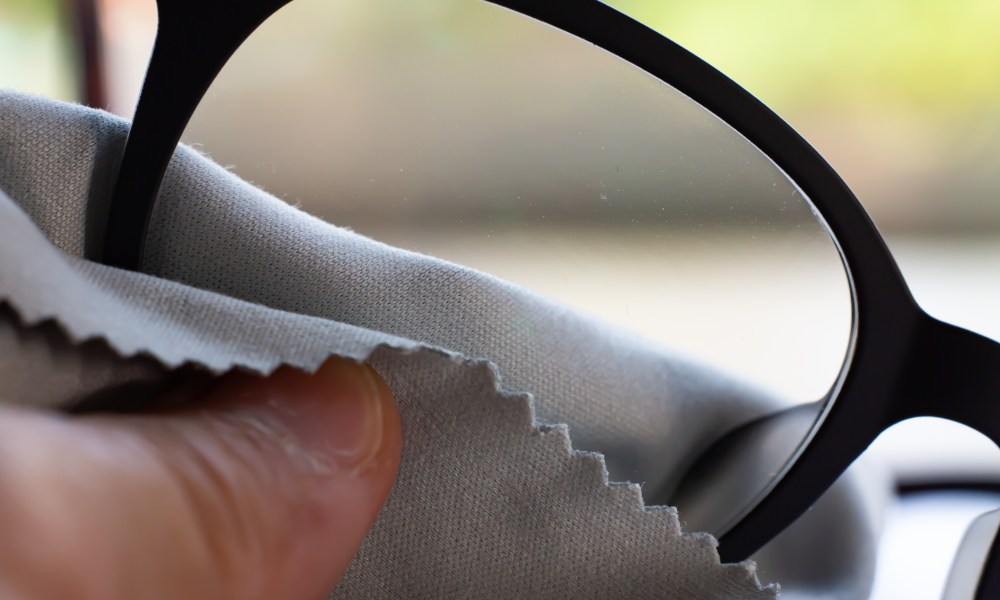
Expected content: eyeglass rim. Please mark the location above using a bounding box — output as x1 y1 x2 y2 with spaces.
484 0 897 553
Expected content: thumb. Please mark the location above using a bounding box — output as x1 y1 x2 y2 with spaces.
0 358 401 600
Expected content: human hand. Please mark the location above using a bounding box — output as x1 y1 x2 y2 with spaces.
0 358 401 599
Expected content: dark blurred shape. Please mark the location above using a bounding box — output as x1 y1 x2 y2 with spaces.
67 0 107 108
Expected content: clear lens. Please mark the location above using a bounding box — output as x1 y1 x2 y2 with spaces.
183 0 853 535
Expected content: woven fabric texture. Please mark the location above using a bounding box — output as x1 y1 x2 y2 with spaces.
0 90 884 598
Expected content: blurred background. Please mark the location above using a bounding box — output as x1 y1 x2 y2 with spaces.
5 0 999 231
1 0 998 597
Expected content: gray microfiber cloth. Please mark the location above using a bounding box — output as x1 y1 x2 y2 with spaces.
0 89 885 598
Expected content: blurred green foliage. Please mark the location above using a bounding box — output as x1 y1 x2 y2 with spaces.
0 0 74 101
4 0 997 117
0 0 61 22
609 0 1000 115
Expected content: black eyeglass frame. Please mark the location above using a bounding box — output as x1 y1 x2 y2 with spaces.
93 0 1000 593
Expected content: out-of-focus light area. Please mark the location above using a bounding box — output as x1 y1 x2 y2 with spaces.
0 0 75 101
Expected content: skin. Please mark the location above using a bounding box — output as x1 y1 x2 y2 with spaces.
0 357 402 600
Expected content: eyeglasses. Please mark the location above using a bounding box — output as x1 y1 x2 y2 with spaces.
58 0 1000 596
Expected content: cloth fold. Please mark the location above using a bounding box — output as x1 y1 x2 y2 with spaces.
0 90 883 598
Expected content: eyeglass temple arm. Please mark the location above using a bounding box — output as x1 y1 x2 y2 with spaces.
884 316 1000 439
720 311 1000 563
901 319 1000 599
101 0 292 271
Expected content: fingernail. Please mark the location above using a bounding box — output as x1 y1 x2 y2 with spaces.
214 358 394 474
306 359 387 469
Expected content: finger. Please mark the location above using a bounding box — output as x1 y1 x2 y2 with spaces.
0 358 401 600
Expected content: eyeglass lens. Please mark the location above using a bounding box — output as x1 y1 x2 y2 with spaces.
176 0 854 539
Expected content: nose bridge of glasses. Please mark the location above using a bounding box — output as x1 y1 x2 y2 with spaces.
101 0 293 270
